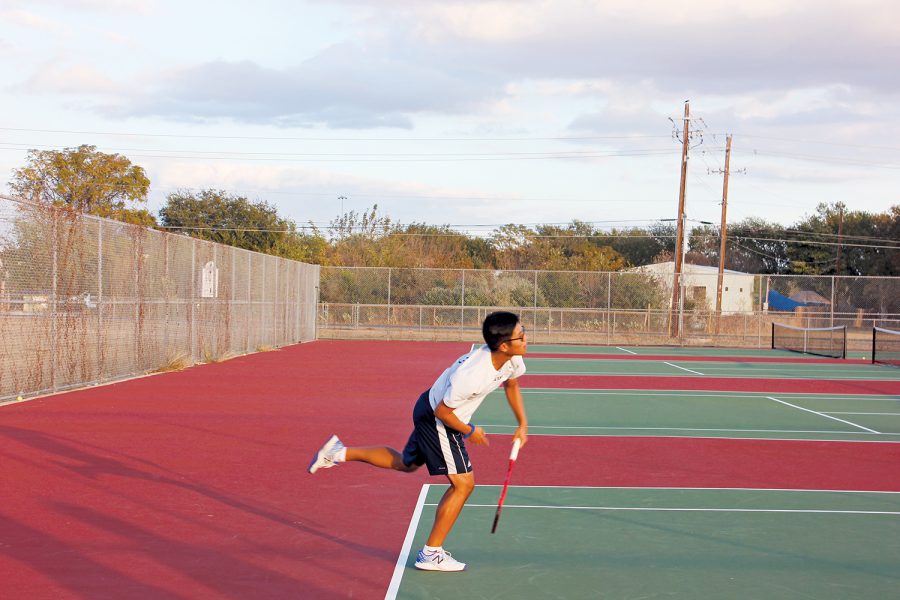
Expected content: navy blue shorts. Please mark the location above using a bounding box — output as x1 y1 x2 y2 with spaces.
402 390 472 476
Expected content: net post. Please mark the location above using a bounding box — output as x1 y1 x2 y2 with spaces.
770 322 775 350
842 326 846 359
872 327 876 364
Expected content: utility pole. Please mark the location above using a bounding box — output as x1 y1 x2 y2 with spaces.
670 100 691 338
715 134 732 334
835 205 844 274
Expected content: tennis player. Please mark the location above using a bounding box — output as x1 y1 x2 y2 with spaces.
308 311 529 572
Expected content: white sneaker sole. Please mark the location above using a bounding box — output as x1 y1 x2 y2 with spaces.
414 561 467 572
308 434 340 474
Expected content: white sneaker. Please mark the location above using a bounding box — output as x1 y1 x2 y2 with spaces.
414 549 467 572
308 434 344 474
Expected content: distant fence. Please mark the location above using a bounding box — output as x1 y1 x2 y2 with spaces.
317 266 900 349
0 195 319 402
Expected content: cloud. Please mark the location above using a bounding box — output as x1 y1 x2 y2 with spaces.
14 60 128 95
0 9 67 33
101 42 505 128
145 159 514 226
15 0 154 13
338 0 900 94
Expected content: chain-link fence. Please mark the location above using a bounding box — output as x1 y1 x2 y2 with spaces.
318 266 900 350
0 195 319 402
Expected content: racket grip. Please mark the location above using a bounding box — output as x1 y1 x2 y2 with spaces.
510 437 521 461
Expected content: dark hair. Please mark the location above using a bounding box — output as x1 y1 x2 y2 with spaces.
482 311 520 351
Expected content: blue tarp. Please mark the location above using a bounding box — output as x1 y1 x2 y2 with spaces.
767 290 804 311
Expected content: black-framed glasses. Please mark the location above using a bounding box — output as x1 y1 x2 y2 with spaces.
500 326 526 344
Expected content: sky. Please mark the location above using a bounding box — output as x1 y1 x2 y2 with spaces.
1 0 898 237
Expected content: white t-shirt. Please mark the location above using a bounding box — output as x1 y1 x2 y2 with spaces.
428 345 526 424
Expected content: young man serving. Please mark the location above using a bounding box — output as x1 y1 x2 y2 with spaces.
308 311 528 572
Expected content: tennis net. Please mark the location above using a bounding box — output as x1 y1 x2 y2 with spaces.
771 323 847 359
872 327 900 367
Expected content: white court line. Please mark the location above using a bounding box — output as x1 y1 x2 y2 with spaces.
520 389 900 401
483 424 886 435
616 346 638 355
664 362 705 376
767 396 881 434
481 432 900 443
829 412 900 416
384 484 429 600
473 485 900 493
427 503 900 516
523 370 897 380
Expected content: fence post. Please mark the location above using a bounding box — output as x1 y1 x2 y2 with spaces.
134 231 140 369
607 272 612 346
274 256 279 346
262 256 267 345
210 244 217 358
387 267 392 326
190 238 196 362
51 208 58 392
246 251 251 354
97 219 103 381
533 270 538 338
460 270 466 333
232 246 237 351
830 276 835 328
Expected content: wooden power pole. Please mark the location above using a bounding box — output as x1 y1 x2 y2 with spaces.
715 134 732 334
670 100 691 338
835 205 844 274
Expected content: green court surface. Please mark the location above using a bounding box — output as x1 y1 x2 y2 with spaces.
477 389 900 441
529 345 819 357
522 358 900 380
388 485 900 600
528 345 876 361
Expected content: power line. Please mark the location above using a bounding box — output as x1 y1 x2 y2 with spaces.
0 126 672 143
745 149 900 170
730 133 900 153
730 235 899 251
0 144 681 163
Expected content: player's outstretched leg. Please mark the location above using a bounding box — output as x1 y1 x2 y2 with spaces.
308 434 345 473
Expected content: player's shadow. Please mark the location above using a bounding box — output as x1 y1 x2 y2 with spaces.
50 501 342 599
0 425 395 564
0 513 186 600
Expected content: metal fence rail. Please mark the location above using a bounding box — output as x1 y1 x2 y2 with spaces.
318 266 900 350
0 195 319 402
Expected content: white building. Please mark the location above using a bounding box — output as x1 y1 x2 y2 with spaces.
630 261 756 313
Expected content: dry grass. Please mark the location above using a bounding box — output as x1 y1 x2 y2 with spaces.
155 352 193 373
255 345 275 353
202 349 238 364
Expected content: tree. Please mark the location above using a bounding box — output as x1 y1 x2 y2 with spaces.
725 218 789 274
9 144 154 226
605 226 669 267
159 189 323 260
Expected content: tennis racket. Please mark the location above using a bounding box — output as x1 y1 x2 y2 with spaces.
490 437 521 534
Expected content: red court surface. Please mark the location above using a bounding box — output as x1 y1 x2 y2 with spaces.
1 340 899 599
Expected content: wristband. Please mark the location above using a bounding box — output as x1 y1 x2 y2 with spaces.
463 424 475 439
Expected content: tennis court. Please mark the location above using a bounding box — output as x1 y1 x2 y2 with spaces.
389 485 900 600
1 338 899 599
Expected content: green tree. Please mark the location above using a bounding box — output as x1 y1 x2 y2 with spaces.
724 218 789 274
605 226 670 267
159 189 324 260
326 205 393 266
9 144 154 226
